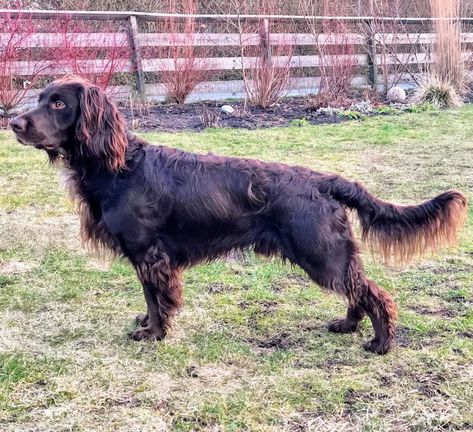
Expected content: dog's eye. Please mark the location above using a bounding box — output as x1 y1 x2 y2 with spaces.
52 100 66 109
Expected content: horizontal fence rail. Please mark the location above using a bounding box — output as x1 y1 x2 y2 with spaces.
11 52 472 76
2 9 473 23
4 32 473 49
1 9 473 107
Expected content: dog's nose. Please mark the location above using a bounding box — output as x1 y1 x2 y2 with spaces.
10 116 27 133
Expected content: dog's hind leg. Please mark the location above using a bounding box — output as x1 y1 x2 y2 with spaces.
357 276 397 354
129 249 183 341
283 203 397 354
330 256 397 354
298 248 396 354
309 255 397 354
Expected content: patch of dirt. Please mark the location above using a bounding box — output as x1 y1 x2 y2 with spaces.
414 372 450 398
343 388 388 415
223 250 247 263
249 321 320 352
447 294 473 307
185 365 199 378
271 273 311 292
192 364 245 383
408 304 457 318
106 394 142 408
254 330 299 350
459 331 473 339
395 326 440 349
285 413 356 432
120 98 343 132
379 374 396 387
206 282 232 294
238 299 279 314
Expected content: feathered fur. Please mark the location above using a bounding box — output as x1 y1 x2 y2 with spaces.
320 176 468 263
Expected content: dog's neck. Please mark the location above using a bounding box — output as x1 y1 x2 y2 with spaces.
54 131 142 174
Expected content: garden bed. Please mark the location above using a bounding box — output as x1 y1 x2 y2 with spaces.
120 98 344 132
119 94 418 133
0 91 430 133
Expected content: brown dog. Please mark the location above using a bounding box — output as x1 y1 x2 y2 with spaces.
10 76 468 354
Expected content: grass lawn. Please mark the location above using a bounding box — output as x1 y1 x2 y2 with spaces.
0 107 472 431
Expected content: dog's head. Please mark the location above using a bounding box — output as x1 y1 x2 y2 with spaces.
10 75 127 171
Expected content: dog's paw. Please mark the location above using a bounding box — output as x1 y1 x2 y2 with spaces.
363 338 392 355
135 313 149 327
128 326 166 341
327 318 359 333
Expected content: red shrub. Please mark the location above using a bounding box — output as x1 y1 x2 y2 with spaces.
52 17 130 91
300 0 359 107
0 10 49 115
158 0 215 104
241 21 295 108
215 0 295 107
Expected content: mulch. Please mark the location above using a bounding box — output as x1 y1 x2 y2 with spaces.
119 98 343 132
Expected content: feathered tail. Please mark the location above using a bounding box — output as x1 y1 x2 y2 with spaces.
321 175 468 263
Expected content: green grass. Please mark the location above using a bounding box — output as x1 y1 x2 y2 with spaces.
1 107 472 431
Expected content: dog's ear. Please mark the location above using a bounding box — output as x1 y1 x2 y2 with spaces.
75 84 127 171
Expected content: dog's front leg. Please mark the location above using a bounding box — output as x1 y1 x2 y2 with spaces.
129 252 183 341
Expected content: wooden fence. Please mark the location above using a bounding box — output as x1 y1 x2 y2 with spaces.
1 9 473 104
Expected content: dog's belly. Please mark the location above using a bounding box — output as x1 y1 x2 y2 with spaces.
160 214 280 266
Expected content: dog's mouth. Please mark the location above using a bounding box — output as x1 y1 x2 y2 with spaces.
14 130 68 161
14 131 56 151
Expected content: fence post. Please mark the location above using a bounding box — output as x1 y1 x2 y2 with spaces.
366 18 378 88
259 18 272 65
128 15 146 99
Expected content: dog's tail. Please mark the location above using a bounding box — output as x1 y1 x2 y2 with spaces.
321 175 468 263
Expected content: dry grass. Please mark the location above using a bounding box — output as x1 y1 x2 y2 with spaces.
1 107 472 431
413 73 464 108
431 0 463 87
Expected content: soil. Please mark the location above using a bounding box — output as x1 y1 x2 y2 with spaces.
2 94 411 133
3 99 340 133
408 304 456 318
119 98 343 133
